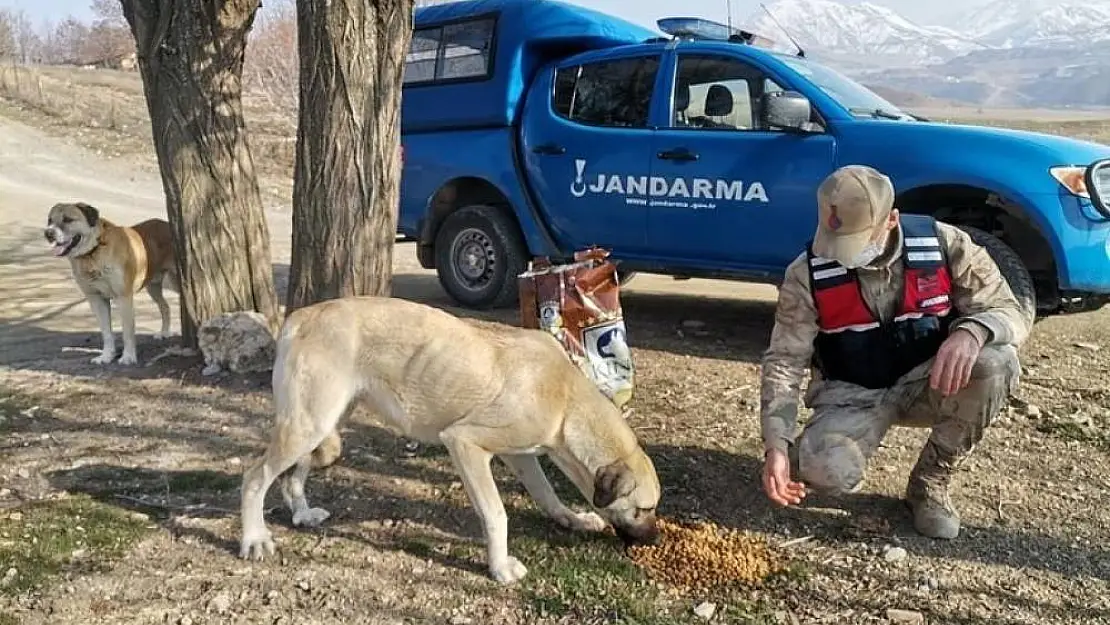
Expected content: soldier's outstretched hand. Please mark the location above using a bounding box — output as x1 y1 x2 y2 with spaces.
762 448 807 507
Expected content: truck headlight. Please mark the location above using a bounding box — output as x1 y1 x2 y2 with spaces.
1082 159 1110 218
1050 165 1090 197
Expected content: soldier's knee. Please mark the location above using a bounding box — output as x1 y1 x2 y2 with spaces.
797 432 867 494
970 344 1020 392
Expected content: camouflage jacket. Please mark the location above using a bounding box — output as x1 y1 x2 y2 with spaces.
759 221 1031 454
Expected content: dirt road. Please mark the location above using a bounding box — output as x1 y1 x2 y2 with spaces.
2 110 1110 625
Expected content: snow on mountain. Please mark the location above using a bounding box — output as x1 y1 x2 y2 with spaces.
956 0 1110 48
740 0 990 64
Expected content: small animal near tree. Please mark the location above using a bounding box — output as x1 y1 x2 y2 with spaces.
117 0 280 345
284 0 414 311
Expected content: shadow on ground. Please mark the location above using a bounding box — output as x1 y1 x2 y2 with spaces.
35 421 1110 588
1 250 775 379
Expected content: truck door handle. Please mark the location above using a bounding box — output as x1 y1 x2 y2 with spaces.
532 142 566 155
657 148 699 161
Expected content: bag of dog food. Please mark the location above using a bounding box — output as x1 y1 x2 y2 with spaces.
517 247 634 411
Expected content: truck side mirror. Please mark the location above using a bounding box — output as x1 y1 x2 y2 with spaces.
761 90 814 132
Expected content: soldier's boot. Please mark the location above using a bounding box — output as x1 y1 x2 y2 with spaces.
905 439 965 540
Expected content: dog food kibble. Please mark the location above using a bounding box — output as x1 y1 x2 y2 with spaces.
627 518 786 590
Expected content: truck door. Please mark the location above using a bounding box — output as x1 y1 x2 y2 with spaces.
648 52 837 270
520 52 663 255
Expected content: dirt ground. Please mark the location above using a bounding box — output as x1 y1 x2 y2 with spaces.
2 67 1110 625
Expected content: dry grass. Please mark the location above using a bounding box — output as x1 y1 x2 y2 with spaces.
0 64 298 203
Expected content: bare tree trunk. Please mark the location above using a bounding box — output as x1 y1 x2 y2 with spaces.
285 0 413 312
119 0 280 346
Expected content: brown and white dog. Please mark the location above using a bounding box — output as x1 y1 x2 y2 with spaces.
44 202 178 365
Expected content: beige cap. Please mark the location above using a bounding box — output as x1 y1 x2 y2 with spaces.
812 165 895 264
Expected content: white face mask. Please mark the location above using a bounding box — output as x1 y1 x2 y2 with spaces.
840 239 884 269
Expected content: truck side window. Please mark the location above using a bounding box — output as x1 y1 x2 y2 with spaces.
552 56 660 129
403 18 495 85
671 56 786 131
405 29 440 84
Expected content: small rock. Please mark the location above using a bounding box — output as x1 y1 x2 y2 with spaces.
8 512 23 522
297 580 310 591
693 601 717 620
178 617 193 625
228 457 242 467
264 590 280 604
209 591 233 614
1024 404 1042 419
886 609 924 624
883 546 908 563
1074 342 1101 352
16 469 29 479
448 617 474 625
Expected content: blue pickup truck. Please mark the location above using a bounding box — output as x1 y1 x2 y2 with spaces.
398 0 1110 319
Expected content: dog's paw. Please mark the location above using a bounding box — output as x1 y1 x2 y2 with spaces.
489 556 528 585
292 507 331 528
117 352 138 366
240 533 276 561
557 510 608 533
91 352 116 365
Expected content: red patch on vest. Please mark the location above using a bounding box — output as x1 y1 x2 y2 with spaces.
904 267 952 315
814 281 873 330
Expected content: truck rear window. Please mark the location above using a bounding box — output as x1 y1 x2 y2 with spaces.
404 17 496 85
552 56 660 129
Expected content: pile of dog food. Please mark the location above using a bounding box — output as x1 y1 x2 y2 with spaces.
627 517 786 590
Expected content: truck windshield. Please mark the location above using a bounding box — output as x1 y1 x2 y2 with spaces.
776 55 912 120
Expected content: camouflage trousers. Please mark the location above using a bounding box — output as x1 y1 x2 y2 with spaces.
795 344 1021 494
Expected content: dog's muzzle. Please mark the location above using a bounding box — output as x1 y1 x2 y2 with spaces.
614 518 660 547
45 227 81 257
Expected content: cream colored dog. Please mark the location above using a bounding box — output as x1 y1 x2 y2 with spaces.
44 202 177 365
239 296 662 584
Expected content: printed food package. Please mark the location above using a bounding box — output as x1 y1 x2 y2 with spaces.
517 247 634 412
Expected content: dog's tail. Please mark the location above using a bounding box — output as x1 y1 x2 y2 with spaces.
271 305 351 470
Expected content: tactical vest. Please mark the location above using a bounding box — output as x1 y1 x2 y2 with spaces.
807 214 954 390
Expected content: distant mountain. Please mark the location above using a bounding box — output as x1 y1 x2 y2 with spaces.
735 0 1110 108
956 0 1110 48
741 0 988 65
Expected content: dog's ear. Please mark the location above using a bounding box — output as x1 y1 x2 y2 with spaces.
593 460 636 509
75 202 99 227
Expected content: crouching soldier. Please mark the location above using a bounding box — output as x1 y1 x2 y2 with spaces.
759 165 1030 539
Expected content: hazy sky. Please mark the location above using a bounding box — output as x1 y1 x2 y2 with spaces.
0 0 989 29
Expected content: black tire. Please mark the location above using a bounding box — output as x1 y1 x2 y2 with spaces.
956 225 1038 328
433 204 529 309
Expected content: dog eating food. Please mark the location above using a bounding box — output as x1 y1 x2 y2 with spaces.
627 517 787 590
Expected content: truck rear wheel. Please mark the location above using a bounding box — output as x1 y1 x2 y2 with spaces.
956 225 1038 328
434 204 529 309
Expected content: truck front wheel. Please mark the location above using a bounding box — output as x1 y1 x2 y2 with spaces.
956 225 1038 328
434 205 529 309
